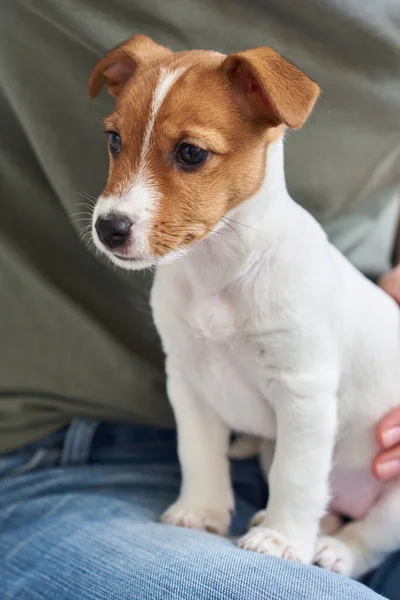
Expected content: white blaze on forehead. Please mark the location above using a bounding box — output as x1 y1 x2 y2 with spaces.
93 67 187 260
120 180 160 255
137 66 187 180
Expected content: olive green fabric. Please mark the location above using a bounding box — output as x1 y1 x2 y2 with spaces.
1 0 399 452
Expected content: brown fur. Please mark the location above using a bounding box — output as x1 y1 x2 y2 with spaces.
89 35 319 258
88 34 172 99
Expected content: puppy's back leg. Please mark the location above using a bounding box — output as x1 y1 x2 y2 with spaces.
320 513 343 536
315 480 400 577
229 435 261 460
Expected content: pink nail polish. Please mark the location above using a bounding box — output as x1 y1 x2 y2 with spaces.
382 426 400 449
377 459 400 480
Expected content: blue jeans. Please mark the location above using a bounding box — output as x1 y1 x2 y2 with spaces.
0 420 398 599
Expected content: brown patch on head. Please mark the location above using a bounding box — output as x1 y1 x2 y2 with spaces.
89 38 320 263
141 58 274 257
88 34 172 99
221 47 320 130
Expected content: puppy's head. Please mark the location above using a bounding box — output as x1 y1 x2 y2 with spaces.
88 34 319 269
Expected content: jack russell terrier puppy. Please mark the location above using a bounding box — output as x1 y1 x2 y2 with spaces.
88 34 400 578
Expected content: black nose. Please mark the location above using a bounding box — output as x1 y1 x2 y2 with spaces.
95 215 132 249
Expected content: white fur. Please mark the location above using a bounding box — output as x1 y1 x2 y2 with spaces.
92 67 186 268
148 137 400 577
137 67 186 182
92 180 158 267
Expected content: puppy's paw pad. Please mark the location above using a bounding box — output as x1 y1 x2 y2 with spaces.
238 527 307 562
314 536 354 576
161 501 230 535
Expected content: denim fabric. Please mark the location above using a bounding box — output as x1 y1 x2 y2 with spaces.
0 420 397 600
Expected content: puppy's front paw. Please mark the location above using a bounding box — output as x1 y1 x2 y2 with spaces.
161 500 231 536
314 536 354 576
238 526 310 563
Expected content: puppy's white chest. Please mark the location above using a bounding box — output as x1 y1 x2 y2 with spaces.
185 295 276 438
186 295 237 341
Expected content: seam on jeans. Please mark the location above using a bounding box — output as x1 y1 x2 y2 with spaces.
60 418 99 466
12 448 49 475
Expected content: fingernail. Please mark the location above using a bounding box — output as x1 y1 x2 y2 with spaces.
382 427 400 449
376 459 400 480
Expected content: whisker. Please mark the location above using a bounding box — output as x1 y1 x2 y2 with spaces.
221 220 248 253
83 238 97 252
70 211 93 218
75 201 96 210
80 236 93 247
69 189 98 204
79 226 93 238
78 224 94 241
79 237 94 249
152 223 224 237
222 216 258 232
70 217 92 224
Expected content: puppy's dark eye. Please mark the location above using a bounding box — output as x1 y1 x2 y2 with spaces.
177 143 208 167
109 132 121 156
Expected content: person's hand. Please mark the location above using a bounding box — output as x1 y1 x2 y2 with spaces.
372 265 400 480
378 264 400 305
373 408 400 480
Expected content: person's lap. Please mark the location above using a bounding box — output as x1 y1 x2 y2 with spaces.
0 421 397 599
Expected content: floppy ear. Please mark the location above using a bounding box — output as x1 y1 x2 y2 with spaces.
221 47 320 130
88 34 172 100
